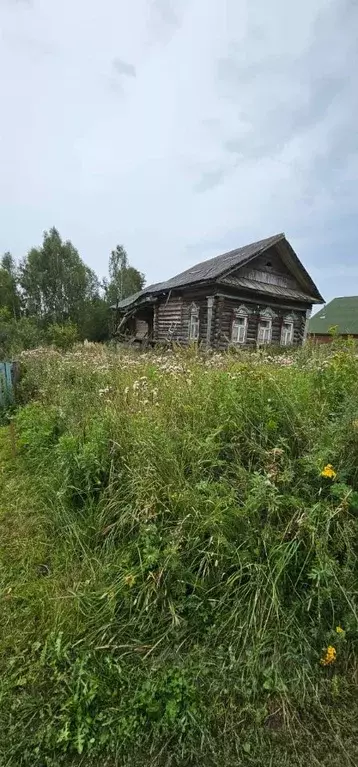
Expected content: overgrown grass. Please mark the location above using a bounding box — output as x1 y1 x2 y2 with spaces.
1 342 358 766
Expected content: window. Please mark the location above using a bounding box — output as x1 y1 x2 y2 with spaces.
257 318 272 344
189 304 199 340
231 314 247 344
281 320 293 346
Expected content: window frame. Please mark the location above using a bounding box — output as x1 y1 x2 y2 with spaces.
257 307 276 345
281 319 294 346
189 303 200 341
231 310 248 344
257 316 272 345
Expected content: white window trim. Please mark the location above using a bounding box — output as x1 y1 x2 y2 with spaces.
231 312 248 344
281 319 294 346
189 303 200 341
257 317 272 345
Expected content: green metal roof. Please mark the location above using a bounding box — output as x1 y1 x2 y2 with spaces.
308 296 358 335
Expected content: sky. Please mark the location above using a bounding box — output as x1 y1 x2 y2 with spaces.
0 0 357 305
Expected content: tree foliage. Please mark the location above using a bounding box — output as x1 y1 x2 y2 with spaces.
20 228 98 325
105 244 145 307
0 252 21 319
0 229 145 351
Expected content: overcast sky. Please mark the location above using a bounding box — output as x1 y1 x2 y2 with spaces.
0 0 357 303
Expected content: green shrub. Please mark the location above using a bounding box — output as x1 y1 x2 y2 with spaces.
0 312 44 358
47 322 78 350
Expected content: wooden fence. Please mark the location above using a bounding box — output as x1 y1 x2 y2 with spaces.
0 362 19 407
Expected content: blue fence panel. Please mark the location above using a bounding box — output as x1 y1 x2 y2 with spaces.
0 362 18 406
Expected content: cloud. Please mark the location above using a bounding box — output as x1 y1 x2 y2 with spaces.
113 57 136 77
152 0 180 28
0 0 357 309
223 73 346 161
194 168 230 193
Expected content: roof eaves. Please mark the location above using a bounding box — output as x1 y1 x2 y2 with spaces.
278 239 324 303
220 275 321 303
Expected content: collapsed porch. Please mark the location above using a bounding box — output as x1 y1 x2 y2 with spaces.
114 302 155 345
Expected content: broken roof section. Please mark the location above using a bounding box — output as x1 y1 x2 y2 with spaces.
114 233 323 311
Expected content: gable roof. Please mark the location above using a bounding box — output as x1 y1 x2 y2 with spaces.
116 233 323 310
309 296 358 335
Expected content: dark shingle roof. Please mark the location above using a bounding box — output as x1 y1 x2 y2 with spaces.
309 296 358 335
117 233 323 310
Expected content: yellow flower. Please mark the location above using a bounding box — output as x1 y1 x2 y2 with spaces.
124 574 136 587
336 626 345 635
320 464 337 479
320 645 337 666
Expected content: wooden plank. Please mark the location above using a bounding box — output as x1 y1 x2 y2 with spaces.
157 298 183 341
0 361 17 406
238 248 300 290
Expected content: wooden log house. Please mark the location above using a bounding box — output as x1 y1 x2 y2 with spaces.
114 233 323 348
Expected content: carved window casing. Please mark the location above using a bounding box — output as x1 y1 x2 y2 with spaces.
281 314 295 346
231 305 249 344
257 307 275 344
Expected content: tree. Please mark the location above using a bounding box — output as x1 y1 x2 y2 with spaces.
20 228 98 325
79 296 111 342
0 252 21 319
0 232 145 347
105 245 145 307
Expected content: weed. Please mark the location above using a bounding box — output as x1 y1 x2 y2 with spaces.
1 344 358 765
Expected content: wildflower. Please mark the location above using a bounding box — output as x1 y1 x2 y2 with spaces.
336 626 345 635
320 645 337 666
352 419 358 431
98 387 110 396
320 464 337 479
124 574 136 587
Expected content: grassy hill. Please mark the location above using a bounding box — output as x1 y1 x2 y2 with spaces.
1 343 358 766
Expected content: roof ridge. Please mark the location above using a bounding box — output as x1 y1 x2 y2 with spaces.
192 232 284 268
332 295 358 300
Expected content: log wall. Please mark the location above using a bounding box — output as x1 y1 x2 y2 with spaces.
156 297 183 341
215 295 306 348
153 290 308 348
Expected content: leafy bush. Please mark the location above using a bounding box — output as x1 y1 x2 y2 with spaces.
0 310 44 358
46 322 78 350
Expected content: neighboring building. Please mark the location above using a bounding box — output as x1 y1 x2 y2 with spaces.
308 296 358 342
114 233 323 348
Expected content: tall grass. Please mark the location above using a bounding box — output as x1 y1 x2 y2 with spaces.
1 343 358 766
